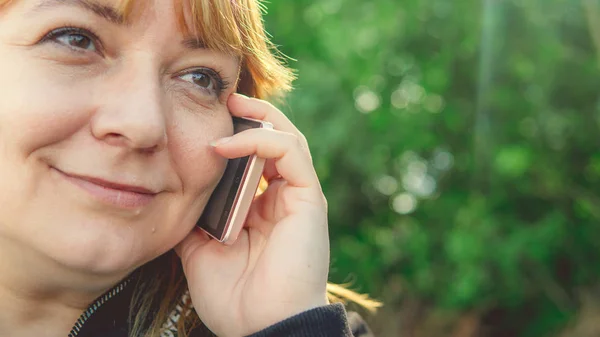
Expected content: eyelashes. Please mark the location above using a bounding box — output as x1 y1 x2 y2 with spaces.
39 26 231 98
41 26 103 54
178 67 230 97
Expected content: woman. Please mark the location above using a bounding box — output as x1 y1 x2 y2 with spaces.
0 0 377 336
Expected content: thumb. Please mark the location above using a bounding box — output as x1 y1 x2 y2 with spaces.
174 227 211 262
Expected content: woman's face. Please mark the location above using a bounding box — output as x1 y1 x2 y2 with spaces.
0 0 239 274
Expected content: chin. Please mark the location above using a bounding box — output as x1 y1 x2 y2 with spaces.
47 223 148 274
22 210 168 275
0 164 198 276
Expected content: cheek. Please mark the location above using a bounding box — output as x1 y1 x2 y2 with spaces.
169 110 234 196
150 111 231 251
0 52 95 156
0 45 96 229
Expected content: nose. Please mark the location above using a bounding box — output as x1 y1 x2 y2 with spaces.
90 62 168 153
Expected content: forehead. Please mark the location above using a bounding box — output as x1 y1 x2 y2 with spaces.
127 0 245 55
29 0 244 55
33 0 127 24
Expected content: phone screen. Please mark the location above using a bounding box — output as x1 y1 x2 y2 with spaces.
196 117 263 240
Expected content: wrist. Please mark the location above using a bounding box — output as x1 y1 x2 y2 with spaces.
243 303 351 337
244 295 330 336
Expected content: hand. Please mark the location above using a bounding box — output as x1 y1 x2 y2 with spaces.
175 93 330 337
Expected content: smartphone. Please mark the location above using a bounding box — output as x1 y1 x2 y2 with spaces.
196 116 273 245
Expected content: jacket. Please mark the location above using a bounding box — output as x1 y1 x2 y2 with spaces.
68 273 374 337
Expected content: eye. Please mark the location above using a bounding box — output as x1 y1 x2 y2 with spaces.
43 27 100 53
179 68 228 96
181 72 214 90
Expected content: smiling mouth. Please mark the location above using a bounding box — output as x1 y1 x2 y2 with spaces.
52 167 157 209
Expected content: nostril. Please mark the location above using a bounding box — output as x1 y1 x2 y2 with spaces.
90 110 168 152
139 145 160 155
102 132 163 153
102 133 128 146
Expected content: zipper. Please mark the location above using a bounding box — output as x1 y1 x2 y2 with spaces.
68 276 133 337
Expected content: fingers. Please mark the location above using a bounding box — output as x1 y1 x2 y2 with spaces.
227 93 310 151
262 160 281 183
227 93 314 184
174 227 211 263
211 128 317 189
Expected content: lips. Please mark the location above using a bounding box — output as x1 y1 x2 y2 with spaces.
63 171 157 194
52 167 158 209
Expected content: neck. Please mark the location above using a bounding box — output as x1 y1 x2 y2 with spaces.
0 235 131 337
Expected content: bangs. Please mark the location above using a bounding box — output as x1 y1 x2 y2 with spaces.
116 0 243 55
116 0 294 98
184 0 245 54
0 0 294 98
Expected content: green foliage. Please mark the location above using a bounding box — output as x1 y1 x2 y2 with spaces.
264 0 600 335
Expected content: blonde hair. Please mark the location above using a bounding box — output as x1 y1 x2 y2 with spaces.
0 0 381 335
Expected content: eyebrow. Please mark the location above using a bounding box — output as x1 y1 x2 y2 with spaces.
182 37 207 50
33 0 212 51
34 0 126 25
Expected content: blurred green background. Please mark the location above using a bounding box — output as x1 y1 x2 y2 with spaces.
264 0 600 336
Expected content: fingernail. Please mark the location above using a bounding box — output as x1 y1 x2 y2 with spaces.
234 92 250 99
210 137 232 147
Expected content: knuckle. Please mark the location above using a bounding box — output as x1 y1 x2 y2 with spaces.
251 97 277 112
295 134 306 149
264 100 278 111
290 132 309 152
282 132 302 149
321 193 329 211
298 133 309 148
